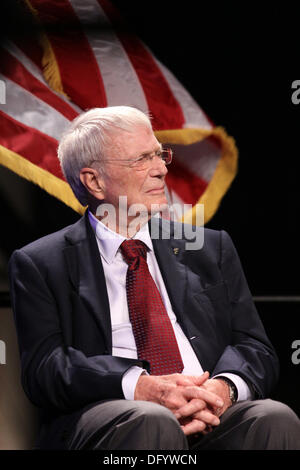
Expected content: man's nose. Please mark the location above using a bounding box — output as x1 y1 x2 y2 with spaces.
149 155 168 176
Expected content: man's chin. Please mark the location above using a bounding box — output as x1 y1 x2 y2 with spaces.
147 199 169 217
150 193 168 206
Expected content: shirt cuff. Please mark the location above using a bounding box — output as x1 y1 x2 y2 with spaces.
122 366 148 400
213 373 253 401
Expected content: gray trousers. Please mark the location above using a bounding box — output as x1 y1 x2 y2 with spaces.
36 399 300 450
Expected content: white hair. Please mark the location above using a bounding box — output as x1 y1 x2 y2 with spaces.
57 106 152 205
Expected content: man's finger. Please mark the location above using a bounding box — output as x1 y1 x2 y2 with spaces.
180 386 224 411
175 399 220 426
193 409 220 427
174 398 206 419
180 418 206 436
175 371 210 387
190 371 210 385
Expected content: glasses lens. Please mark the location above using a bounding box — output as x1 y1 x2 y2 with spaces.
131 149 173 169
131 155 150 168
162 148 172 165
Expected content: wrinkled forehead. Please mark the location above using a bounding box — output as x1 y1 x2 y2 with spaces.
107 125 161 159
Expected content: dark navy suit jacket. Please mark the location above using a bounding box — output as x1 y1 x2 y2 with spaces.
9 211 279 418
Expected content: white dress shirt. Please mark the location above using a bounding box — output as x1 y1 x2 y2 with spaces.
88 211 252 401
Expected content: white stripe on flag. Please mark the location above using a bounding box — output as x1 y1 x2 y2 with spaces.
3 40 82 113
69 0 149 113
171 139 221 181
0 75 70 140
3 40 45 84
153 56 212 129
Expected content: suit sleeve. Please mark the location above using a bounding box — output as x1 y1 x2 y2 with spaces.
9 249 146 413
211 230 280 398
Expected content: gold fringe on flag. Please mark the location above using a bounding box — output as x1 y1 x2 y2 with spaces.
155 127 238 225
0 145 85 214
24 0 68 98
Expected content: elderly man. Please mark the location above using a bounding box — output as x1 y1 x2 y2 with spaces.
9 106 300 450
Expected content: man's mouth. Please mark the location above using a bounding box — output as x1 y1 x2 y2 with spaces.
146 187 165 194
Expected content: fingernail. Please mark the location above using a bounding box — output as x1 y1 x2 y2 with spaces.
216 400 224 407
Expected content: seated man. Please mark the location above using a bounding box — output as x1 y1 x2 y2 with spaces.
9 106 300 450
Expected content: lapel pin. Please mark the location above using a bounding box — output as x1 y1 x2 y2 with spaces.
173 247 179 255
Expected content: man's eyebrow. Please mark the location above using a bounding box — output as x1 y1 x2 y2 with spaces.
139 144 162 156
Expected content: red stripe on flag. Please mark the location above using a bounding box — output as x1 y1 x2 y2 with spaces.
30 0 107 109
166 160 208 206
0 111 64 179
98 0 185 131
0 47 78 121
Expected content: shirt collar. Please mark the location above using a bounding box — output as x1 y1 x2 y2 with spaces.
88 210 153 264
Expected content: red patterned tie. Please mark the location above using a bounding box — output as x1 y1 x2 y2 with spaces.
120 239 184 375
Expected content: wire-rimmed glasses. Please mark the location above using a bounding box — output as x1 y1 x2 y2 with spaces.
91 148 173 170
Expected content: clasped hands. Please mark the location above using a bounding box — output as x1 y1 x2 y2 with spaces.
134 371 232 435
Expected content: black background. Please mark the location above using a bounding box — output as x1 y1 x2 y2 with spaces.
0 1 299 414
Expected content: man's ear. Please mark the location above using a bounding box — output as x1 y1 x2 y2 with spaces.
80 167 105 201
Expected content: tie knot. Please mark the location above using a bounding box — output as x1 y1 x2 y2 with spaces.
120 239 147 265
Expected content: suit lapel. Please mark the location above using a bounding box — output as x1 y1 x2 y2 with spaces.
63 212 112 352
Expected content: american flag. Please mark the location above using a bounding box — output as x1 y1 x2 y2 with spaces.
0 0 238 224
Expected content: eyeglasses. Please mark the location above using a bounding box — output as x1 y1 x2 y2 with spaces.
97 148 173 170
